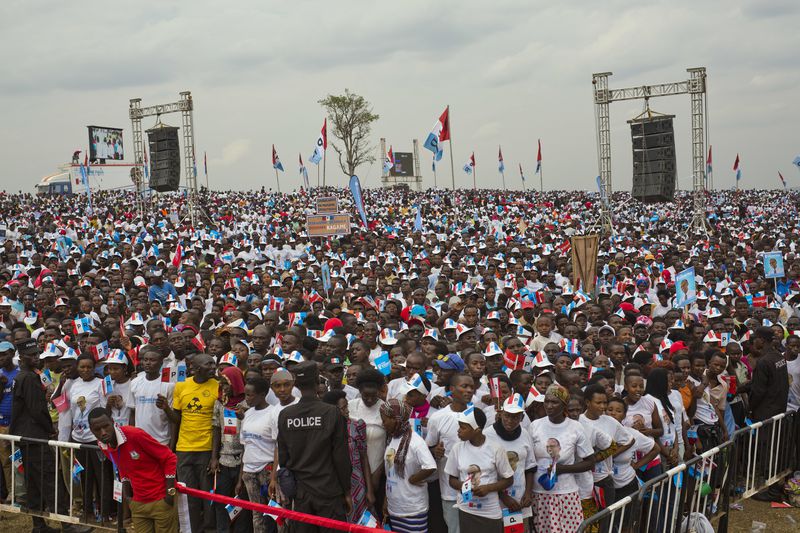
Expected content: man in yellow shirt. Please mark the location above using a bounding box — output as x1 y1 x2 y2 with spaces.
164 353 218 532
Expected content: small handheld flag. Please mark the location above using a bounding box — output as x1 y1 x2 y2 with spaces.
272 145 284 172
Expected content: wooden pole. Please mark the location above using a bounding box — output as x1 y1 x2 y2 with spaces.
323 149 327 188
274 167 281 193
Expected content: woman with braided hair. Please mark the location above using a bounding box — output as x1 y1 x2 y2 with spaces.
380 398 437 532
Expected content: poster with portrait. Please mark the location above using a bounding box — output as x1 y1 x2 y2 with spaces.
674 266 697 308
763 251 785 279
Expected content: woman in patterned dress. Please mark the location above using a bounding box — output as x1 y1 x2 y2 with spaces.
323 389 374 522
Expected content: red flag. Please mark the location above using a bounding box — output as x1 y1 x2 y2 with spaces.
321 118 328 149
470 152 475 168
438 107 450 142
272 144 278 166
503 348 525 370
172 243 183 268
733 154 740 171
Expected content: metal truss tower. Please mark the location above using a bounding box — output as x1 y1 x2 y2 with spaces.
591 68 710 235
129 91 206 227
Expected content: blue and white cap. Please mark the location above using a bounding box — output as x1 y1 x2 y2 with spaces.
457 403 480 429
105 349 129 366
219 352 238 366
40 342 62 360
502 393 526 414
402 373 431 395
285 351 304 364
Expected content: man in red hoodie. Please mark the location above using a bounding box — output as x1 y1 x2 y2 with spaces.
88 407 178 533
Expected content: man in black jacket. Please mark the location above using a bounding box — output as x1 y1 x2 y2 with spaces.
10 338 90 533
278 361 351 532
748 327 790 502
748 327 789 421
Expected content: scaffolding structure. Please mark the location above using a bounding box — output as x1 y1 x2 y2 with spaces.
592 68 710 235
129 91 206 226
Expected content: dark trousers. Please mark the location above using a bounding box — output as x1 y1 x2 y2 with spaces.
427 480 447 533
74 439 115 520
290 486 346 533
214 464 253 533
177 450 213 533
22 442 69 528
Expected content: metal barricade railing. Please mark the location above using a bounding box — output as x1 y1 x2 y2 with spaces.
0 433 121 532
578 410 799 533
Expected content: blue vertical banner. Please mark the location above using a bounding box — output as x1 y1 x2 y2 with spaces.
349 175 368 227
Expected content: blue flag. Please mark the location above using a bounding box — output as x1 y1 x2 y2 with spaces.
793 156 800 170
414 205 423 232
349 175 368 228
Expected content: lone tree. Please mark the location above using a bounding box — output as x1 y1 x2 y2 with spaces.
318 89 379 182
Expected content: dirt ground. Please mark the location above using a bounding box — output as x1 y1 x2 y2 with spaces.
2 499 799 531
727 498 800 532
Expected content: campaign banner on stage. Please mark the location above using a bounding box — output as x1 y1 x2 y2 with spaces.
763 251 785 279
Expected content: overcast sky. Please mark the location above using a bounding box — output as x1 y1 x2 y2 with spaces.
2 0 798 193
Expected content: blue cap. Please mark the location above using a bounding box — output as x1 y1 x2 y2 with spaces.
0 341 15 352
434 353 465 372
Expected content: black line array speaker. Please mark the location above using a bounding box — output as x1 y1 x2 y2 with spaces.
146 126 181 192
629 115 676 203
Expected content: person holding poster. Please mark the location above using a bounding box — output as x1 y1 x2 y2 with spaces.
674 267 697 308
763 251 785 279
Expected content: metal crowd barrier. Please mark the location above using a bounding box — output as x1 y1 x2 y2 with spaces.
578 410 799 533
0 433 122 532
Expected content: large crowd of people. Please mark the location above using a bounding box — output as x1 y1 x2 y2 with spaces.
0 185 798 533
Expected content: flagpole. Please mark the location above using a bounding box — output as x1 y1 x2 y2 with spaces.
433 159 438 189
204 151 209 190
473 156 477 190
274 167 281 193
323 149 327 188
501 170 506 190
539 161 543 193
317 165 320 188
447 105 456 191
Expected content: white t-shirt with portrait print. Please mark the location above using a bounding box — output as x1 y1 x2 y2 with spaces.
384 432 437 518
528 417 595 495
483 425 536 517
444 438 514 520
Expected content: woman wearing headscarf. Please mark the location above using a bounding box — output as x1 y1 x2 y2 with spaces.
380 399 437 532
322 389 373 524
210 366 248 533
528 385 596 533
445 405 514 533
